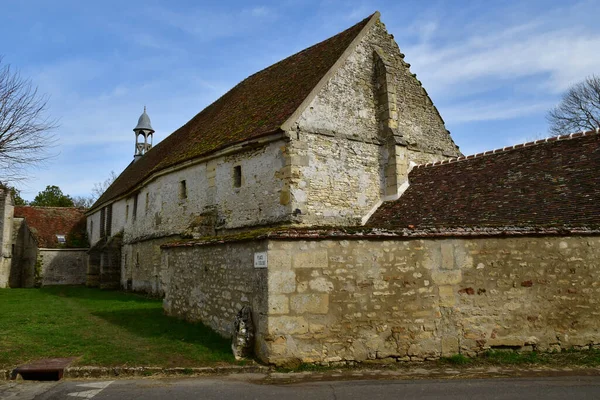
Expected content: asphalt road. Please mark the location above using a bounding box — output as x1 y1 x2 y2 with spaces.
4 375 600 400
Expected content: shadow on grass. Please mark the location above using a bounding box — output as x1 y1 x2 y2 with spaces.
41 286 157 304
91 308 233 358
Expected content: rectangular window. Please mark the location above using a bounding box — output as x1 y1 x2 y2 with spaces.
179 180 187 200
100 208 106 238
133 193 138 221
90 220 94 238
56 234 66 244
233 165 242 188
145 192 150 214
125 204 129 222
106 204 113 237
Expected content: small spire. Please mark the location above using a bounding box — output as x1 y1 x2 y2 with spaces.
144 105 146 113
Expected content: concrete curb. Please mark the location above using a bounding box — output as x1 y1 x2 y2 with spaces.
3 364 600 382
0 365 271 381
62 365 271 379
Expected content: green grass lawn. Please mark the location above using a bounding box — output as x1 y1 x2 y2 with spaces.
0 287 236 368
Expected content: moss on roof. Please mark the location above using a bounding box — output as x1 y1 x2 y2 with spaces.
94 13 375 209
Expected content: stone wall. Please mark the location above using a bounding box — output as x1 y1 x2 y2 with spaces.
87 139 290 248
289 18 459 225
161 240 269 358
9 217 37 288
0 189 13 288
38 248 88 286
260 235 600 364
122 237 175 296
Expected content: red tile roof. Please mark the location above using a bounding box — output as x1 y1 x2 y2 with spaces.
14 207 88 248
93 13 376 209
367 130 600 230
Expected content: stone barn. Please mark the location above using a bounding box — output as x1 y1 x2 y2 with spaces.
86 12 600 364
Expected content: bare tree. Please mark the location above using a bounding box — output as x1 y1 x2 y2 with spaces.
72 195 95 208
547 75 600 136
0 57 56 183
91 170 118 202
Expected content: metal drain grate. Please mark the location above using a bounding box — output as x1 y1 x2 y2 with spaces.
12 357 78 381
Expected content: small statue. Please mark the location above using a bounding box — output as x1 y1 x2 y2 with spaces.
232 306 255 360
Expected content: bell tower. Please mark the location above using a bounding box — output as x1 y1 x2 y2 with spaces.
133 106 154 161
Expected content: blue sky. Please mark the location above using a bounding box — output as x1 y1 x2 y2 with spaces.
2 0 600 201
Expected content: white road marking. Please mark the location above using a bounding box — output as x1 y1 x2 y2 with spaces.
77 382 114 389
67 381 114 399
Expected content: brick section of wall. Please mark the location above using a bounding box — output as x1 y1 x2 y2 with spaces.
161 241 269 358
262 236 600 365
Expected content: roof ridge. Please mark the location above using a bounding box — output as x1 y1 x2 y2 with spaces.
415 127 600 169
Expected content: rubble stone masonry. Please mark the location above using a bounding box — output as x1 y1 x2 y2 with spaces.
262 236 600 364
163 234 600 365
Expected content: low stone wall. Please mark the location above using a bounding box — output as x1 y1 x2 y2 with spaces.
161 240 268 356
160 234 600 365
263 236 600 364
39 248 88 286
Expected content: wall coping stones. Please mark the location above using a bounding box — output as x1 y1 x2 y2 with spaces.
161 225 600 248
416 128 600 169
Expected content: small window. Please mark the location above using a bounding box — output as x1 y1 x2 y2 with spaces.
56 234 66 244
90 221 93 237
145 192 150 214
233 165 242 188
125 205 129 222
179 180 187 200
133 194 138 221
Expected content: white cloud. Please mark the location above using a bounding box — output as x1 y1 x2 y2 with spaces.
441 100 555 123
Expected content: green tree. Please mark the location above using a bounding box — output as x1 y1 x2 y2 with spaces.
30 185 74 207
9 187 27 205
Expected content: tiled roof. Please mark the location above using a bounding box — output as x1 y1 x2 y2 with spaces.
93 13 376 209
14 207 88 248
368 130 600 230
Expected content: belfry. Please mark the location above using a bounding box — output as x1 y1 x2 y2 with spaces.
133 106 154 161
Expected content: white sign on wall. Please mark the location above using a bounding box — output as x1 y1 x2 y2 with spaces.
254 252 268 268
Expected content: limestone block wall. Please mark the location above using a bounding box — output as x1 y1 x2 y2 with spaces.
287 133 382 225
38 248 88 286
9 217 37 288
122 238 174 296
161 241 268 358
87 139 289 249
289 19 459 226
263 236 600 364
0 189 14 288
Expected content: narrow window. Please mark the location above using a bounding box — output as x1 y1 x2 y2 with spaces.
90 220 94 238
233 165 242 188
145 192 150 214
133 193 138 221
106 204 113 237
100 208 106 237
125 204 129 222
179 180 187 200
